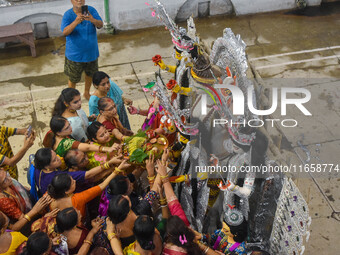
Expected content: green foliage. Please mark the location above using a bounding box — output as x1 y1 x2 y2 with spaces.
129 148 148 163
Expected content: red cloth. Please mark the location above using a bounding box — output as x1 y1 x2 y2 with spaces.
148 105 176 146
163 246 187 255
72 141 81 149
168 199 190 227
68 226 89 255
164 133 176 146
102 120 116 132
31 216 58 239
0 186 27 220
0 197 22 220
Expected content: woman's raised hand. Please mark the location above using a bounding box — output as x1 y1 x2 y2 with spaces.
106 217 121 237
123 98 133 106
31 194 53 214
44 208 60 218
109 153 123 165
107 143 122 153
88 114 97 122
127 105 138 115
157 181 164 196
91 217 104 234
161 148 170 165
124 129 134 136
118 160 131 170
145 153 155 174
155 159 167 176
23 130 36 149
189 227 202 242
52 236 61 246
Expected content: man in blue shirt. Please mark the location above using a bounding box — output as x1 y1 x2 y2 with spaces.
61 0 103 100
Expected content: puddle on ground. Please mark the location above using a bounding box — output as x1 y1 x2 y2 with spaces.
125 79 137 84
7 72 69 88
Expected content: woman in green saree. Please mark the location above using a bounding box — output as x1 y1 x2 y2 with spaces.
47 116 120 158
86 121 116 169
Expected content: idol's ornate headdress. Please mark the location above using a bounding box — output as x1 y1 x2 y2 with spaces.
150 0 196 52
208 28 260 141
210 28 248 87
154 71 199 136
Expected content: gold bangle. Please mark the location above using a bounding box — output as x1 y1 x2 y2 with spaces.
115 167 124 173
83 240 92 246
147 175 155 181
107 232 117 241
160 174 168 179
159 198 167 203
114 167 125 175
161 176 169 184
23 214 31 222
104 162 110 170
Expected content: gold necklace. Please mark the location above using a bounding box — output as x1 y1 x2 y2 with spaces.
2 190 17 201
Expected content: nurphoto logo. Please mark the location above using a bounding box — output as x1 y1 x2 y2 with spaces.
201 77 312 128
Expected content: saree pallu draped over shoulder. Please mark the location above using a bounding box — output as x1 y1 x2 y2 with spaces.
55 138 80 158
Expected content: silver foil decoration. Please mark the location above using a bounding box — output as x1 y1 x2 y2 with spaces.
247 170 284 251
174 140 210 232
180 179 209 232
211 28 248 77
269 176 311 254
148 3 311 253
210 28 257 122
154 72 199 135
153 0 195 51
153 0 178 37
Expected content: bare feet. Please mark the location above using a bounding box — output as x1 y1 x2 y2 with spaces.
83 92 91 100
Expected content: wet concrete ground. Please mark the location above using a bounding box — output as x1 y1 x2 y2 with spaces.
0 2 339 254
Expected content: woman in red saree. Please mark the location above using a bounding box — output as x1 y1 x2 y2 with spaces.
0 169 52 229
155 160 221 255
97 97 133 142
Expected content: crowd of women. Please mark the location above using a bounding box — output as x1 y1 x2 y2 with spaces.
0 65 271 255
